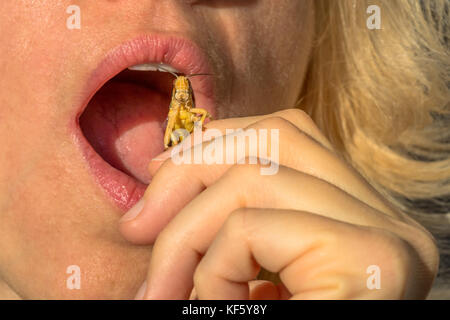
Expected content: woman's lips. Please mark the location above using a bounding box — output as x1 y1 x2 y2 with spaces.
71 34 216 212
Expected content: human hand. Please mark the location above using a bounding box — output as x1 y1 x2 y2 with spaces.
119 109 439 300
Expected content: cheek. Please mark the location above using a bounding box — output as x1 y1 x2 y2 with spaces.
243 1 314 100
0 130 150 299
201 1 314 117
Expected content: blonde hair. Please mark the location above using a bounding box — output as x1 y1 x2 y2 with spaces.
298 0 449 296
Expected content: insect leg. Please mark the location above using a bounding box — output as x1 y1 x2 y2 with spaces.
189 108 211 125
164 106 179 149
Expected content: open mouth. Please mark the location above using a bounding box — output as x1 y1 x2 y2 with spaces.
80 66 173 185
73 35 215 212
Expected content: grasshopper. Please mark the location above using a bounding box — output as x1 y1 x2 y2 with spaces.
163 72 212 149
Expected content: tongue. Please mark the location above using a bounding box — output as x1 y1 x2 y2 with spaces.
80 81 169 184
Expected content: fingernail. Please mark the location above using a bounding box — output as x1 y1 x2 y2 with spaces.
120 199 145 223
134 281 147 300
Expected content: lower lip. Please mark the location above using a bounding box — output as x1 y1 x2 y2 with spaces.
71 34 215 212
72 127 147 212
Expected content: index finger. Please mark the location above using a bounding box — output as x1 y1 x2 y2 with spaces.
148 108 333 174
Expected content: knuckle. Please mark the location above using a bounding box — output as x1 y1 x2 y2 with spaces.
278 108 314 125
421 231 440 274
193 264 207 290
314 228 340 249
226 162 261 180
193 261 215 294
154 226 177 250
220 165 265 206
273 109 332 149
255 116 293 130
317 226 417 299
373 230 414 298
276 109 317 132
226 208 248 230
253 115 311 144
403 226 440 295
222 208 251 244
411 226 440 274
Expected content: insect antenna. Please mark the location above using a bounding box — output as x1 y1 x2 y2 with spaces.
186 73 214 78
155 64 179 78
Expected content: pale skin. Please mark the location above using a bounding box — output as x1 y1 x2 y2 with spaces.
0 1 439 299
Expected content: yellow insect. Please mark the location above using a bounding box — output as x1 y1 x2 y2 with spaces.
163 73 211 149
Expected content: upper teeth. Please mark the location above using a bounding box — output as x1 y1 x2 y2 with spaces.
128 63 180 73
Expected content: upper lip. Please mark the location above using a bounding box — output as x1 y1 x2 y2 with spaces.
75 33 216 121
